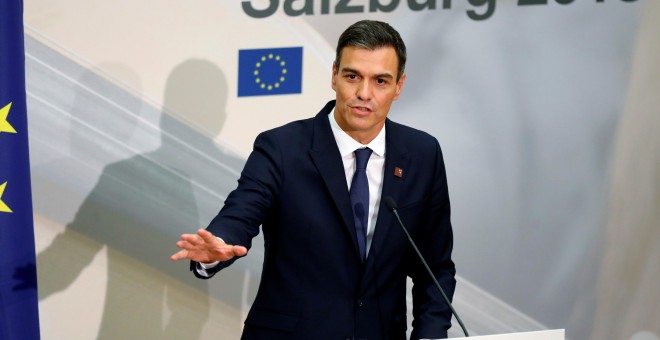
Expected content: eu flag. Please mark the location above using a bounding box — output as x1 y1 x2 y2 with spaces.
238 47 303 97
0 0 41 339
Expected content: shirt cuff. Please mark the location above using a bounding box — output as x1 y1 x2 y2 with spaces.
196 261 220 277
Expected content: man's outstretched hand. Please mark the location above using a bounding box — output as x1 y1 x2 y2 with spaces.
170 229 247 263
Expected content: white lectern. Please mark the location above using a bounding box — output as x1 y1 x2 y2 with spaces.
464 329 564 339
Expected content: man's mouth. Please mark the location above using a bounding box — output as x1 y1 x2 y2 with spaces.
351 105 372 113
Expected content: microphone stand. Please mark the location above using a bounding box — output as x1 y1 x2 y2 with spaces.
386 197 469 337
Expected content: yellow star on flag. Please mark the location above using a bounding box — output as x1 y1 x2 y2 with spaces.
1 102 18 134
0 182 12 213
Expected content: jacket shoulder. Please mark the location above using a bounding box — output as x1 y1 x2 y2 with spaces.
386 119 440 150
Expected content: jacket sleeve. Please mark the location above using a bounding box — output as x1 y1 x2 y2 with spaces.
190 130 283 278
410 139 457 339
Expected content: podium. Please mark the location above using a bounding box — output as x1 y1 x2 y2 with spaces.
465 329 564 339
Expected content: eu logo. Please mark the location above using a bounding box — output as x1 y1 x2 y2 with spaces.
238 47 303 97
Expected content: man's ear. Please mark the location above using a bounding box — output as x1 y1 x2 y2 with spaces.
331 62 338 91
394 72 406 100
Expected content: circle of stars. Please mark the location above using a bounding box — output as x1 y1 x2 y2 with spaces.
253 53 288 91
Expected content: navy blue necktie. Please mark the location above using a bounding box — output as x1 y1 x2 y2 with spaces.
350 147 372 261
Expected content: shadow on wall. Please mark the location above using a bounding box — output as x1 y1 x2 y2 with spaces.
26 59 252 339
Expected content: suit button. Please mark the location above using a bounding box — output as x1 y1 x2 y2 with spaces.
357 299 364 307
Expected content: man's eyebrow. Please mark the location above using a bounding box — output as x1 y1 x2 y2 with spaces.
374 72 394 79
340 67 361 75
340 67 394 79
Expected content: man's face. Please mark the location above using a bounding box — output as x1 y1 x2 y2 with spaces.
332 45 406 144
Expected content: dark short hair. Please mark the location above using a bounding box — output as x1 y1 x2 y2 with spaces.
334 20 407 82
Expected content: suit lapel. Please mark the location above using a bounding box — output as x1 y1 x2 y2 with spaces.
365 119 410 272
308 104 411 266
309 101 362 259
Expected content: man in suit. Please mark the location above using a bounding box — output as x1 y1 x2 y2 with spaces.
171 20 456 339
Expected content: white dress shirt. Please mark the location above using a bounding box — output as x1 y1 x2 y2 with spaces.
327 108 386 256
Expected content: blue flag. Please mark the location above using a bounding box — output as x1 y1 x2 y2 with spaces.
238 47 303 97
0 1 41 339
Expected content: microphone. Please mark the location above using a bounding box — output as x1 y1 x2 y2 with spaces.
384 196 469 337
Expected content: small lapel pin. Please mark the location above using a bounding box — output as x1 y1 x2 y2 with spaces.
394 167 403 178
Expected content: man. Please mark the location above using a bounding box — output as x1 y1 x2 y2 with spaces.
172 20 456 339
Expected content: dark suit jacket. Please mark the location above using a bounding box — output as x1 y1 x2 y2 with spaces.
194 100 456 339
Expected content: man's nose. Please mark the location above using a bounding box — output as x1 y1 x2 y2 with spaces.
356 81 371 101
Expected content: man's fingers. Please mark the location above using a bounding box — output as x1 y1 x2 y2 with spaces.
180 233 204 246
216 244 246 259
232 245 248 257
197 229 222 245
177 231 217 248
171 229 247 263
170 249 188 261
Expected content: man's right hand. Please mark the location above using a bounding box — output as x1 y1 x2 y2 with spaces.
170 229 248 263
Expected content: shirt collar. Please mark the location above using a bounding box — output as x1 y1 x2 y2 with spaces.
328 107 386 158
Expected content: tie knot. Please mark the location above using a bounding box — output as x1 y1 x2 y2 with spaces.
354 148 372 170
